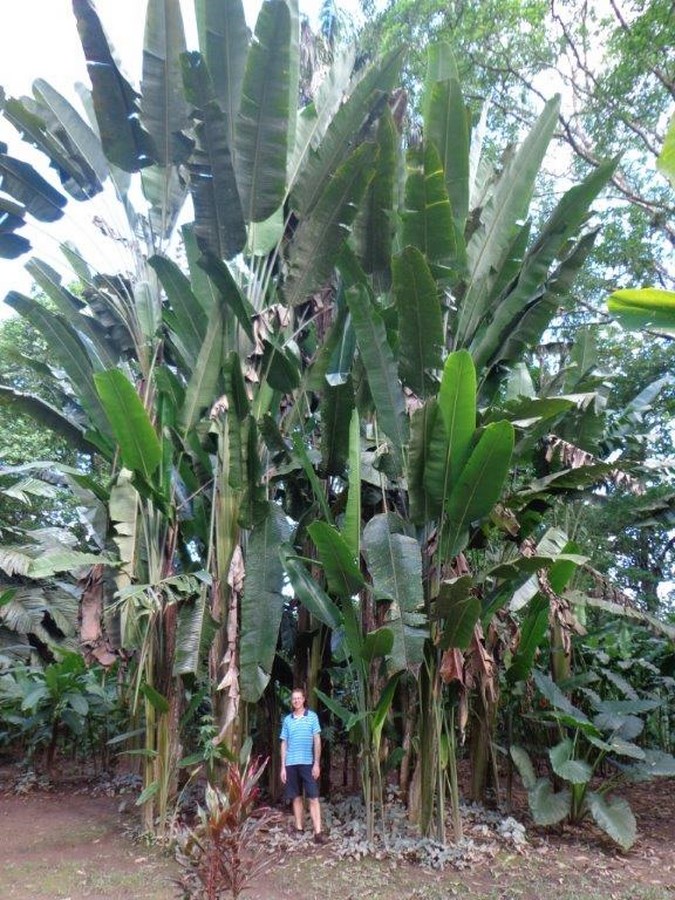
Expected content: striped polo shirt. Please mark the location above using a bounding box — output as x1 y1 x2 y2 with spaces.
280 709 321 765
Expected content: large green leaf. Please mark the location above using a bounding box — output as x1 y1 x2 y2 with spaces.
362 513 423 610
141 0 189 166
586 791 636 850
179 300 225 434
0 386 98 454
353 106 397 286
456 95 560 348
443 419 514 558
181 52 246 260
197 252 255 342
343 408 362 560
392 246 443 398
240 503 293 701
149 254 207 368
401 142 456 264
72 0 156 171
5 292 109 437
1 93 102 202
308 521 365 598
533 669 590 724
195 0 249 156
24 259 116 370
436 349 476 486
607 288 675 337
549 739 592 784
0 152 66 221
435 576 479 650
510 745 537 791
283 141 377 308
94 370 162 480
425 74 469 234
656 110 675 188
235 0 290 223
173 587 218 676
408 400 440 524
320 379 354 476
507 593 549 684
471 159 618 372
528 778 571 826
345 284 409 467
287 46 355 189
279 546 341 630
292 49 403 216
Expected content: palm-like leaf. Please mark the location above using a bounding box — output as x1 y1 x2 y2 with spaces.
239 503 293 701
235 0 291 223
181 52 246 260
72 0 156 171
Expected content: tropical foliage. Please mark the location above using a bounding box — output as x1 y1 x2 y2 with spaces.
0 0 673 854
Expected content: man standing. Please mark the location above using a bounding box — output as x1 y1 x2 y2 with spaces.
280 687 328 844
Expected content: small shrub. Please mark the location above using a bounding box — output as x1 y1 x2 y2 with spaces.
177 755 279 899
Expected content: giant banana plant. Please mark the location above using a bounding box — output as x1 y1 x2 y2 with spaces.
0 0 402 830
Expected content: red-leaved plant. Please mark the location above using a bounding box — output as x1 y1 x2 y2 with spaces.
179 755 278 899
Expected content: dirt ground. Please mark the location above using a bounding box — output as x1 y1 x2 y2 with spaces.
1 761 673 900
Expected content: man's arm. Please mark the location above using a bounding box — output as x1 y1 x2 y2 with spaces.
312 732 321 780
280 738 287 784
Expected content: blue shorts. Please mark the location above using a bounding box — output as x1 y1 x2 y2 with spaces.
285 764 319 801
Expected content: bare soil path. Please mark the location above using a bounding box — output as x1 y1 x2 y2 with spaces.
1 761 673 899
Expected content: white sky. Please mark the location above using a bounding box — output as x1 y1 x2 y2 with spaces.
0 0 353 314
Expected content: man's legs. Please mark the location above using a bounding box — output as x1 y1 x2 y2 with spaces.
308 796 321 835
292 795 304 831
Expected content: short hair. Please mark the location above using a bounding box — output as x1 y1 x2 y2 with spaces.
291 686 306 697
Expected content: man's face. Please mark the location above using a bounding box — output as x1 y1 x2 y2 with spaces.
291 691 305 711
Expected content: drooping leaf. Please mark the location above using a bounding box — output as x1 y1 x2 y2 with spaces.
507 593 549 684
235 0 290 223
528 778 571 826
362 513 423 610
5 291 110 437
33 78 109 184
435 576 479 650
320 379 354 476
240 503 293 702
0 153 66 220
510 745 537 791
179 299 225 434
150 254 207 368
279 546 341 630
197 251 255 342
173 588 218 676
586 791 636 850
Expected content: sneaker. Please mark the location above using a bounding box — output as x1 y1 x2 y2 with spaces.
313 831 328 845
